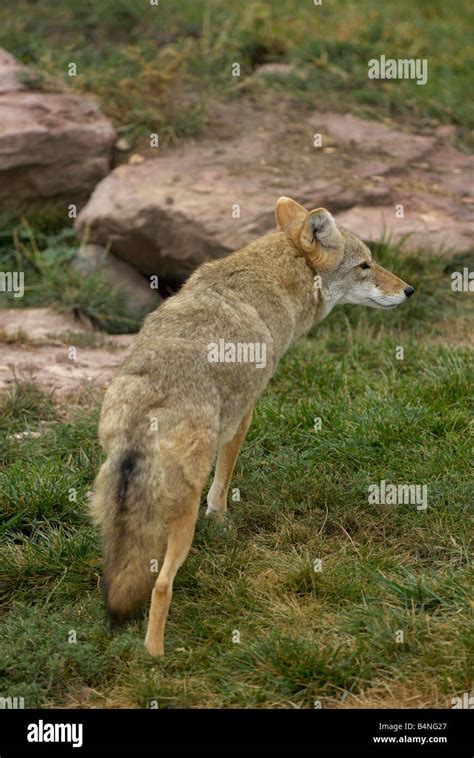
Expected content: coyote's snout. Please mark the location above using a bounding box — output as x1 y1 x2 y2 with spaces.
90 196 414 656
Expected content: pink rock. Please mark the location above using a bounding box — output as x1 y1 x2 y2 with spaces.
335 205 474 253
0 48 28 93
75 101 472 277
315 113 436 161
0 48 116 210
0 308 133 397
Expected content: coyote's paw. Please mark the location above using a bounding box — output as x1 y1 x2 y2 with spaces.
205 486 225 522
144 633 164 657
205 504 225 523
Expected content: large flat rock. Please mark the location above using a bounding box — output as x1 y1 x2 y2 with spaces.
0 48 116 210
75 102 473 278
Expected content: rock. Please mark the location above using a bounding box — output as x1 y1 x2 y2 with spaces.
0 49 64 96
335 205 474 253
115 138 132 152
76 155 263 278
0 49 28 94
315 113 436 162
0 307 85 341
72 244 161 312
435 124 457 141
0 308 133 397
0 48 116 211
75 100 473 278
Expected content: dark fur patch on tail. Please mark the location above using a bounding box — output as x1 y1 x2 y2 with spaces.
117 450 139 509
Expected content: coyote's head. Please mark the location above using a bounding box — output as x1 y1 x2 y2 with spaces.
276 197 414 313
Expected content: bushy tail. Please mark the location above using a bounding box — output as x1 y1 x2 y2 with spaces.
90 416 216 627
90 449 167 626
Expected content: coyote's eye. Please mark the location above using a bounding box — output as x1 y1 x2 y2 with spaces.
360 262 371 270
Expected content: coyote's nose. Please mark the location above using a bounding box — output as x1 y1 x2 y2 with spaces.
404 286 415 298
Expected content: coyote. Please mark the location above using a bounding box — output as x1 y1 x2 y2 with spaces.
90 197 414 656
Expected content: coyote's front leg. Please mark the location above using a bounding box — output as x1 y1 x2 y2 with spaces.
206 406 254 522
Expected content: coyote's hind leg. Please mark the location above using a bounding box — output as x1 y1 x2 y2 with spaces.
144 497 199 657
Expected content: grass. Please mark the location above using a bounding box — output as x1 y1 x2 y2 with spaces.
0 242 472 708
0 215 146 333
0 0 472 148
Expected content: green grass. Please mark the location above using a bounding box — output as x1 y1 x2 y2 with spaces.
0 0 472 147
0 215 146 333
0 243 472 708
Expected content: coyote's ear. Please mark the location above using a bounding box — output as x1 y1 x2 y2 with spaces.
275 197 308 243
300 208 342 253
276 198 342 266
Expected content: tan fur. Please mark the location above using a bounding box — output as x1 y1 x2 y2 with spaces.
90 197 413 655
206 406 254 523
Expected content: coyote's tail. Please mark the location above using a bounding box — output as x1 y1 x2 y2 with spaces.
90 448 165 626
90 416 216 627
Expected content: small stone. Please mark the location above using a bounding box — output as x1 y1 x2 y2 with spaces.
115 138 132 152
128 153 145 164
